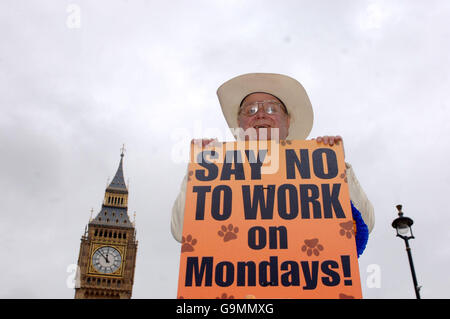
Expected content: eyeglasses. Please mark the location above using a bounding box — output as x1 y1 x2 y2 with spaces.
238 100 288 116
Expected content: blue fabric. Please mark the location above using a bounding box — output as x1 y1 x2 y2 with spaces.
351 201 369 258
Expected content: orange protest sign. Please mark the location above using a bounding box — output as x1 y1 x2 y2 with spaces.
177 140 362 299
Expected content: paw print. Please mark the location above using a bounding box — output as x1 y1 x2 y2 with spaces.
301 238 324 256
339 221 355 239
181 234 197 253
216 293 234 299
218 224 239 242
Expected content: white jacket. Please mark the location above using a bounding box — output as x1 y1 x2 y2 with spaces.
171 162 374 243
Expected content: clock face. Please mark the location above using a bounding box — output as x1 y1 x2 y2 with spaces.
92 246 122 274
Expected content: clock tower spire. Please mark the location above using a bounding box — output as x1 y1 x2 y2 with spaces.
75 148 138 299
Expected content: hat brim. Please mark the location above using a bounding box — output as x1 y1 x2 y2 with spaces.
217 73 314 140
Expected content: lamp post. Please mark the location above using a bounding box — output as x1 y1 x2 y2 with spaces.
391 204 421 299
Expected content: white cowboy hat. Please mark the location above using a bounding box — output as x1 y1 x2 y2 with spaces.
217 73 314 140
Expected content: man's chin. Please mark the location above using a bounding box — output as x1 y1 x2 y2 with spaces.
255 127 278 141
233 127 281 141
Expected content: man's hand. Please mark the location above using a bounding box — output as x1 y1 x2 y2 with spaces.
312 135 345 158
192 138 218 148
312 135 342 146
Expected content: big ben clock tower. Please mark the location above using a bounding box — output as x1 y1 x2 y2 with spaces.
75 148 138 299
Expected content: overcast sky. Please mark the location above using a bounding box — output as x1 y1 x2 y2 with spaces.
1 0 449 299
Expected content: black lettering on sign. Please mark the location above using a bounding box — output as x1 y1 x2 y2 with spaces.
192 186 211 220
285 148 339 180
299 184 322 219
259 256 279 287
248 226 288 250
280 261 300 286
221 151 245 181
185 257 213 287
215 261 234 287
195 151 219 181
242 185 275 220
285 149 311 179
301 261 319 290
341 255 353 286
269 226 288 249
321 260 340 286
321 184 346 218
248 226 266 250
277 184 299 220
237 261 257 286
312 148 338 179
244 149 267 180
211 185 232 221
183 257 353 290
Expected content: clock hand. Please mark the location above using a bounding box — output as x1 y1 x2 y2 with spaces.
98 250 109 263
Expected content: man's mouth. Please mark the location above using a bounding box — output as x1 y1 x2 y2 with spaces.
253 124 271 129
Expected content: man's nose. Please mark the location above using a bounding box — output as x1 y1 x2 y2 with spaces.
255 106 267 117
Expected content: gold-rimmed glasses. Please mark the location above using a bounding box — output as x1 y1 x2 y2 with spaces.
239 100 288 116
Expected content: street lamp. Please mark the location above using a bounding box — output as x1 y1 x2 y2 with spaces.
392 204 421 299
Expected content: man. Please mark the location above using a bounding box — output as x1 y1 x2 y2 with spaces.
171 73 374 257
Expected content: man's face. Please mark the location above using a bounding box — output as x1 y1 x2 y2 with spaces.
237 92 290 140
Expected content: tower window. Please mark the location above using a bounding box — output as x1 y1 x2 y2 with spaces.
118 233 122 239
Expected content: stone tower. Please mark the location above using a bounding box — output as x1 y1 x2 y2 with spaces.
75 149 138 299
